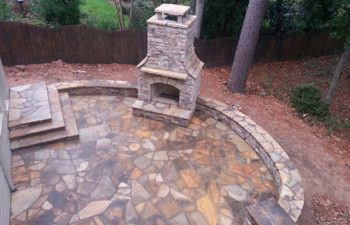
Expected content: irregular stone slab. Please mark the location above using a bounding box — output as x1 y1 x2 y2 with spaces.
79 124 110 143
34 149 51 160
9 82 51 129
188 211 208 225
114 182 131 200
78 200 112 220
143 201 159 220
47 190 68 210
51 159 76 175
169 212 190 225
28 210 55 225
77 182 96 195
179 169 201 188
196 195 217 225
161 162 178 182
157 196 182 219
134 155 152 170
96 138 112 150
125 200 138 222
224 185 248 202
91 176 117 200
132 180 150 205
11 184 42 218
62 175 76 189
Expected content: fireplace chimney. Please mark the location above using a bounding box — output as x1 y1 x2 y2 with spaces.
133 4 204 127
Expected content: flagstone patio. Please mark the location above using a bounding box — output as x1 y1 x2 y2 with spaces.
11 95 277 225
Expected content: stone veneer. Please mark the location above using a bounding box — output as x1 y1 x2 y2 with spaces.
134 4 204 126
55 79 304 223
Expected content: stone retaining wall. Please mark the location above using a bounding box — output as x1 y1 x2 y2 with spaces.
55 79 304 223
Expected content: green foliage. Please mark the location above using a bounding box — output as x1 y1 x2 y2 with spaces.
291 84 330 119
129 0 154 30
300 0 338 32
330 0 350 46
201 0 248 40
32 0 83 26
201 0 342 39
80 0 119 30
129 0 191 30
324 116 350 135
263 0 304 34
0 0 10 21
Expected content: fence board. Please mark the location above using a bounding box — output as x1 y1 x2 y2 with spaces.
0 22 344 67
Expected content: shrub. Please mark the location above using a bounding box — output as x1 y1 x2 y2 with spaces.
291 84 329 119
32 0 83 26
0 0 10 21
129 0 154 30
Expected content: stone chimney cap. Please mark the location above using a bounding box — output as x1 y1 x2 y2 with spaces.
155 4 190 17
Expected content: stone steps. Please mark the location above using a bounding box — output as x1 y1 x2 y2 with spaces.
8 82 79 150
8 82 51 129
9 85 65 140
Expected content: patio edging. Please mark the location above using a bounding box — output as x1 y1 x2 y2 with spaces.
55 79 304 222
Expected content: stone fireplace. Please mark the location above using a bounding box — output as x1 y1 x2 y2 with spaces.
133 3 204 126
151 83 180 105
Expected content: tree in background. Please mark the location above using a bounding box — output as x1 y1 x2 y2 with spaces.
129 0 154 29
32 0 83 26
227 0 268 93
301 0 338 32
325 0 350 103
201 0 248 40
0 0 10 21
194 0 204 38
263 0 303 34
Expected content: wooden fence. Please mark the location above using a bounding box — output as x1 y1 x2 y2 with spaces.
0 22 345 67
0 22 147 66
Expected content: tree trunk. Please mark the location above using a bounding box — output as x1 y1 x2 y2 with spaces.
191 0 196 15
227 0 268 93
325 47 350 103
114 0 124 30
194 0 204 38
130 0 134 22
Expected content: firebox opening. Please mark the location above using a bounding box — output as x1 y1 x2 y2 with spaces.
151 83 180 105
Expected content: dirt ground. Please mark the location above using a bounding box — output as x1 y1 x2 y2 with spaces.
4 57 350 225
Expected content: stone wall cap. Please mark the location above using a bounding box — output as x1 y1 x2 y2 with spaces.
147 15 196 29
155 4 190 16
141 67 188 80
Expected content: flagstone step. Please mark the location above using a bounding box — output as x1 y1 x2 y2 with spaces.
9 85 65 140
8 82 52 129
11 92 79 150
132 99 193 126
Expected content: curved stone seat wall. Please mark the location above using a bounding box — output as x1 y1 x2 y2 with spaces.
55 79 304 222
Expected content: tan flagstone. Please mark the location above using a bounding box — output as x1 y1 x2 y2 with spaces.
180 169 201 188
78 200 112 220
130 167 143 180
196 195 217 225
207 181 220 204
11 184 43 218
